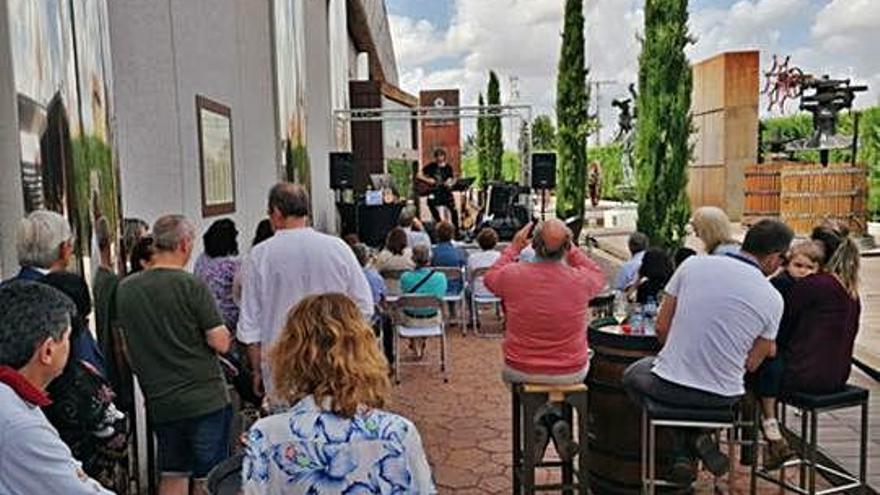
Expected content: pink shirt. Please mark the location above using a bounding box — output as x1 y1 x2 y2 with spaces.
485 244 606 375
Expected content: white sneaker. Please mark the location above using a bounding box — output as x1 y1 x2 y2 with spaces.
762 418 783 441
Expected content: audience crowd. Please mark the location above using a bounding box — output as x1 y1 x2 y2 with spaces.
0 184 866 494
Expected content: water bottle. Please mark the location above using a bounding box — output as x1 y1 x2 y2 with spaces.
643 314 656 336
642 296 658 336
628 312 644 335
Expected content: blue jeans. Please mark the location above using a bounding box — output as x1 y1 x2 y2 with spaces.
154 405 232 478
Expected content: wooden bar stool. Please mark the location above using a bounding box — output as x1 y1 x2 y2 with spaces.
511 383 589 495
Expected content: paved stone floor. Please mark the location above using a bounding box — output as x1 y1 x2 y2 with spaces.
384 244 877 493
389 328 813 493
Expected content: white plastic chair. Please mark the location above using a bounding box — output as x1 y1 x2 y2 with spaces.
391 294 449 384
434 266 467 334
380 268 407 303
468 266 502 335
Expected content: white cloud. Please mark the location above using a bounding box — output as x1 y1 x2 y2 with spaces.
391 0 568 141
812 0 880 37
390 0 880 145
389 15 461 67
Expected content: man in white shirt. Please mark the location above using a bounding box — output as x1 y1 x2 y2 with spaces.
623 219 793 484
611 232 648 290
0 281 115 494
238 183 374 398
467 227 502 298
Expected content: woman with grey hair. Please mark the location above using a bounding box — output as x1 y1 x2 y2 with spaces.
13 210 73 281
399 245 447 359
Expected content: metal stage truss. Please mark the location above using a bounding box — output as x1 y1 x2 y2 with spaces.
333 104 535 187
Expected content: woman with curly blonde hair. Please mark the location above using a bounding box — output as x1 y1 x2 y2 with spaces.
690 206 740 255
242 294 435 494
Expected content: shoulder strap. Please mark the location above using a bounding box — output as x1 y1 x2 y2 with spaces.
405 270 436 294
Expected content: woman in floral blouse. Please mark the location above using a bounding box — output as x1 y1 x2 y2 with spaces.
242 294 435 494
194 218 241 330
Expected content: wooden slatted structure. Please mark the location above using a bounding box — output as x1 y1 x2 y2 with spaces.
743 163 782 225
743 161 868 235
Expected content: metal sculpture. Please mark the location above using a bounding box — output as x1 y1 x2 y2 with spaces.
762 55 809 113
787 76 867 166
612 83 638 189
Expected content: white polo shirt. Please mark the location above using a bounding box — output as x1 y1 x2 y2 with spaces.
653 253 783 397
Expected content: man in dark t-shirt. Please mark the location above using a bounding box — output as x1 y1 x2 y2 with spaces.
116 215 233 493
419 148 459 229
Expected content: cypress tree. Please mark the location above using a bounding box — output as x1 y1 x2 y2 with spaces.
532 114 557 151
477 93 488 187
555 0 589 222
635 0 693 248
487 71 504 182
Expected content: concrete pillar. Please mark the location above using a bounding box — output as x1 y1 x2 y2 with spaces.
303 0 337 233
0 1 24 278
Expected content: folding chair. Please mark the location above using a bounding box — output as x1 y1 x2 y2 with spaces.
469 266 502 335
380 269 407 303
391 294 450 384
435 266 467 334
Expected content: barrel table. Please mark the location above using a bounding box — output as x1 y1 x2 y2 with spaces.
586 322 692 494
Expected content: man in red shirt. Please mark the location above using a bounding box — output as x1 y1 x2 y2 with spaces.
485 219 606 461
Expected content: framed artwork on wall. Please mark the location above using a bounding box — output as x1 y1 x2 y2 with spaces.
196 95 235 216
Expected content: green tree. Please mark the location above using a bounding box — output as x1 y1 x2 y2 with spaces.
555 0 590 222
532 114 556 151
476 93 489 187
486 71 504 181
635 0 693 249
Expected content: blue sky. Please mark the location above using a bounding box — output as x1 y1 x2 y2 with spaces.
387 0 880 142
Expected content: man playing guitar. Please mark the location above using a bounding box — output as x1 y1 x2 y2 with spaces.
417 148 459 229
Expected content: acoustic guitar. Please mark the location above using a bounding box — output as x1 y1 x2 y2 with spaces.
414 177 454 196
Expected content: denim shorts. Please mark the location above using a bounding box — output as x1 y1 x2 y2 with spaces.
154 405 232 479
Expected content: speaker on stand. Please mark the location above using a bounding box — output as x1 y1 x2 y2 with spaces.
531 152 556 220
329 152 354 191
330 152 356 238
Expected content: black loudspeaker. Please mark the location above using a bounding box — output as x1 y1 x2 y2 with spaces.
329 152 354 189
531 152 556 189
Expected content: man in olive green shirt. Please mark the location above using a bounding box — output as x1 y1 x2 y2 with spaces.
116 215 232 495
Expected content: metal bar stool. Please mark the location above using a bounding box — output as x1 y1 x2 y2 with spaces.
750 384 868 495
641 397 739 494
511 383 589 495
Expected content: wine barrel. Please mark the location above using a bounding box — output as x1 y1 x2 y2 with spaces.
586 325 692 494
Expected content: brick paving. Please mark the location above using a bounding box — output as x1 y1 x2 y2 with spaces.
383 246 876 493
386 325 826 494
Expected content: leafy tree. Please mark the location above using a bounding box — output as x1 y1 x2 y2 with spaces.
635 0 693 249
486 71 504 181
555 0 590 222
532 114 556 151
